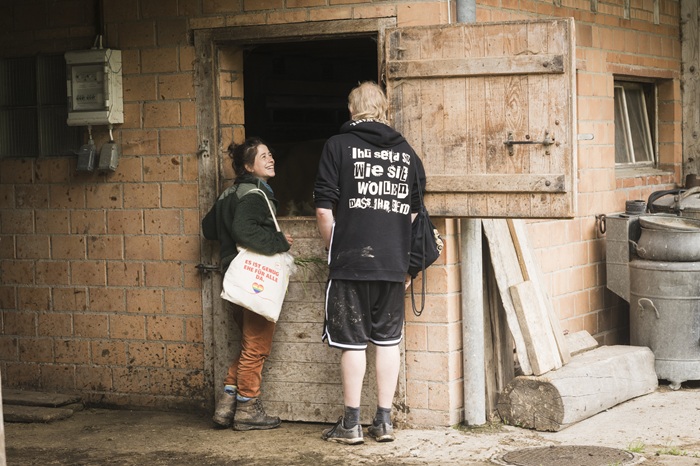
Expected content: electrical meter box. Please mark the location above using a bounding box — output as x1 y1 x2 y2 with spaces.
65 49 123 126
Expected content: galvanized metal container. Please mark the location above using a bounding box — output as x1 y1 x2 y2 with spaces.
629 259 700 389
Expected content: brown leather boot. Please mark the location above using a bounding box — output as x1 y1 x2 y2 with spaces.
212 390 237 428
233 398 281 431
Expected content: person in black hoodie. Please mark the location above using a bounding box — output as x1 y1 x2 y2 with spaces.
314 82 425 444
202 137 292 431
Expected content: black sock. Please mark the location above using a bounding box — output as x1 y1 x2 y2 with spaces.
374 406 391 426
343 406 360 428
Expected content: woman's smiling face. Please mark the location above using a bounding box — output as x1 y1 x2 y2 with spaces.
246 144 275 181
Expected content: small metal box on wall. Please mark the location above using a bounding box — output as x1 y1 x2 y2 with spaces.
65 48 123 127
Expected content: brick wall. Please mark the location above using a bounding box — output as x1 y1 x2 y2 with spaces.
0 0 684 425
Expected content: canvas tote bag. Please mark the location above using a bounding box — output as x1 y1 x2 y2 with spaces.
220 189 294 322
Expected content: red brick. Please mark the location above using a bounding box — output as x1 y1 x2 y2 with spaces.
1 210 33 234
36 261 70 285
161 183 198 208
107 210 144 235
106 261 144 286
0 260 33 285
157 18 188 46
88 287 125 312
54 339 90 364
15 185 49 208
39 365 76 391
0 336 18 360
144 101 180 128
165 289 201 315
166 343 203 369
125 236 162 260
87 236 124 260
145 209 181 234
19 338 54 363
163 235 200 261
17 235 50 259
71 210 107 235
117 20 156 48
160 130 197 155
142 0 177 17
147 315 183 341
112 366 150 393
143 156 181 182
127 288 163 314
145 262 182 287
203 0 242 14
123 75 158 102
91 340 127 365
71 261 106 286
110 314 146 339
127 341 166 366
74 313 109 338
123 183 160 208
76 365 113 391
52 236 86 260
3 362 40 387
36 210 70 234
142 47 179 73
185 318 202 343
18 287 50 312
49 185 86 209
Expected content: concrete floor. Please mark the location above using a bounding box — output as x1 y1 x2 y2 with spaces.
3 382 700 465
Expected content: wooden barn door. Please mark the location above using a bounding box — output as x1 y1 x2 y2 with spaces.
385 19 576 218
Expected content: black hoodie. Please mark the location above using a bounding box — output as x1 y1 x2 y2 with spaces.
314 119 425 282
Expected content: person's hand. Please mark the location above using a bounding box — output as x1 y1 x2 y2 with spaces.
285 234 294 246
404 274 412 290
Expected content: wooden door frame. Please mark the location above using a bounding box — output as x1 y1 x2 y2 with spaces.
193 18 398 413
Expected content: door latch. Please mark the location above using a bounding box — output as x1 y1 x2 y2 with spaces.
504 131 554 155
196 263 220 275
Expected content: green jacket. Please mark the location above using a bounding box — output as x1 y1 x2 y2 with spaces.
202 174 290 270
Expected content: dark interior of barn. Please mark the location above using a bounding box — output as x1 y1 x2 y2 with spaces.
242 37 378 216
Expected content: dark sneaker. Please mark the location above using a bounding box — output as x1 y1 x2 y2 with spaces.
212 391 237 428
321 417 364 445
233 398 281 431
367 422 395 442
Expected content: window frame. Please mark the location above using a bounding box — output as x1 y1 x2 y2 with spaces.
613 78 657 169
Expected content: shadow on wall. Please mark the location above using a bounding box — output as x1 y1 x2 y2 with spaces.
269 138 327 217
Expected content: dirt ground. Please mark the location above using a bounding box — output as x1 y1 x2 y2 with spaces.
4 383 700 466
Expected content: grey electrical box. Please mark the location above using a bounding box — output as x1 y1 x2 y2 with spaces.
98 142 120 172
76 141 97 172
65 49 123 126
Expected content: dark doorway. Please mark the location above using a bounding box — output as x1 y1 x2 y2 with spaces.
242 37 378 216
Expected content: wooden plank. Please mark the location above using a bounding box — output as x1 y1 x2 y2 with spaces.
484 255 515 421
509 281 558 375
507 219 570 365
482 219 532 375
387 55 564 79
428 174 566 193
497 346 658 431
565 330 599 357
682 0 700 177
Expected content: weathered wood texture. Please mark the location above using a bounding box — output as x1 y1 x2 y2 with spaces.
482 219 533 375
483 253 515 420
507 219 569 364
565 330 599 357
386 19 576 218
509 281 559 375
682 0 700 177
497 346 658 431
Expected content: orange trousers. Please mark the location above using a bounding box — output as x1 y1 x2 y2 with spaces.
223 304 276 398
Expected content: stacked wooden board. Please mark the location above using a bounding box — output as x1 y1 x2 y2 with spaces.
482 218 570 375
482 219 658 431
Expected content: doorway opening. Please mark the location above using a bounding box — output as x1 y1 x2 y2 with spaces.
241 37 378 216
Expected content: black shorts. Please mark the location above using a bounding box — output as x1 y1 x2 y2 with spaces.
322 279 405 350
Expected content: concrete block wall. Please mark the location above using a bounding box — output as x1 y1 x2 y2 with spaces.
0 0 685 424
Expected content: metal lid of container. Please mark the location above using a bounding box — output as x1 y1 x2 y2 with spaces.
649 186 700 216
638 214 700 231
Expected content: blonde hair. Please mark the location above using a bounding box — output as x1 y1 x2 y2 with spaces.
348 81 388 123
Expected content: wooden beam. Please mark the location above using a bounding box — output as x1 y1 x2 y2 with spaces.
682 0 700 177
427 174 566 193
387 54 565 79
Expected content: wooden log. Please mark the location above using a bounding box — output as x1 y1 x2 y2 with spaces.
497 345 658 431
